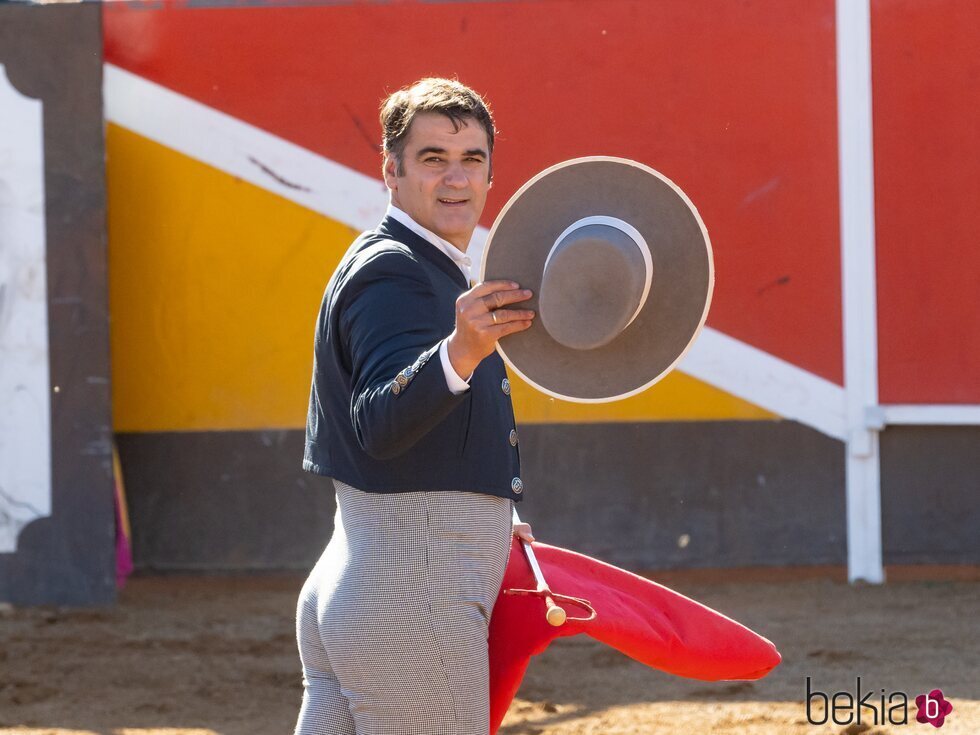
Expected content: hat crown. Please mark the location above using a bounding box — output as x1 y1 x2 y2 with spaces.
539 218 651 351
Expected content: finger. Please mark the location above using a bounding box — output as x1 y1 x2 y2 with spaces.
492 319 534 338
467 280 521 299
483 308 535 326
481 288 533 311
512 524 535 543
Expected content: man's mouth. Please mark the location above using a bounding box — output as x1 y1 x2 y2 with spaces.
438 197 469 206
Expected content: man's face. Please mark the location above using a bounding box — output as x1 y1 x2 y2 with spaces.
384 111 491 251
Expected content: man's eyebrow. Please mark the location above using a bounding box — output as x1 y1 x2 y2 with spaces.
416 146 448 158
415 146 488 158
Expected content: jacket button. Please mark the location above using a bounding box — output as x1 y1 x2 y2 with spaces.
391 382 401 395
511 477 523 494
501 378 511 395
509 429 518 446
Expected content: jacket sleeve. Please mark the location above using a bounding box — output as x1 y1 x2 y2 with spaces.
339 247 467 460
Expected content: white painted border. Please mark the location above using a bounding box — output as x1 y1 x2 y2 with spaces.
837 0 884 583
479 156 716 406
0 64 52 553
879 405 980 426
546 215 654 330
104 64 851 440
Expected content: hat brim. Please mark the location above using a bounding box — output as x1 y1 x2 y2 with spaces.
480 156 714 403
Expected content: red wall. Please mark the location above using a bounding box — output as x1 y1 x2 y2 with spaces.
872 0 980 403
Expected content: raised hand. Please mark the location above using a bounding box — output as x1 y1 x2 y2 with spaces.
446 280 535 380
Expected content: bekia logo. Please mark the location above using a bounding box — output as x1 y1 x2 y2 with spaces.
915 689 953 728
806 678 954 728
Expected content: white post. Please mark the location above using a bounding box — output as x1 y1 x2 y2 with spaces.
836 0 884 583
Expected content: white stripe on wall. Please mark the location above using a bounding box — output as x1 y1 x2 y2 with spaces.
680 327 847 439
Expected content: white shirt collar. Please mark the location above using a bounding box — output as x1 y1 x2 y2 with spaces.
385 204 472 282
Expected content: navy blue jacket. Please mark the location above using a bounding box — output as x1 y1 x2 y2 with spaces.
303 216 524 502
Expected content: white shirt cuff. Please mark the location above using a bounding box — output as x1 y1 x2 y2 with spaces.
439 339 471 394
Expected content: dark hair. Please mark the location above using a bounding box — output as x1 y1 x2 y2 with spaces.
380 77 496 179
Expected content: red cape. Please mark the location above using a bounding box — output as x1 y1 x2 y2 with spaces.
488 538 781 733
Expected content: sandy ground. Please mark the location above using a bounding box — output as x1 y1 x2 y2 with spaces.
1 573 977 735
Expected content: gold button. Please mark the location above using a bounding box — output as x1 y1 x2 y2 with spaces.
511 477 523 494
501 378 511 395
509 429 518 446
395 373 409 386
391 382 401 395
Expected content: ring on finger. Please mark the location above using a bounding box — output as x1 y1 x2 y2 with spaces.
492 310 499 324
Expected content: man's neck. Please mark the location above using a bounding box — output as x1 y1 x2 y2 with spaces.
386 204 471 256
384 204 475 285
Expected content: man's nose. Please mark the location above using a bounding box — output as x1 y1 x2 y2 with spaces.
443 162 468 188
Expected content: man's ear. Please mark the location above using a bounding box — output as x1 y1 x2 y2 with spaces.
382 154 398 192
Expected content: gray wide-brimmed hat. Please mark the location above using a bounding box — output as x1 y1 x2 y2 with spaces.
479 156 714 403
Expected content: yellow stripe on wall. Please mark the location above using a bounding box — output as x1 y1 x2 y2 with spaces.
107 124 773 432
509 370 774 423
107 124 357 432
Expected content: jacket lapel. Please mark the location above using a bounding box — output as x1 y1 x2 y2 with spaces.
378 216 469 290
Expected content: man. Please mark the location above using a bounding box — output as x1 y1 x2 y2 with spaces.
295 78 534 734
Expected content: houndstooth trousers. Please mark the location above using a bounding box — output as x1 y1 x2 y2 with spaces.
294 479 514 735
